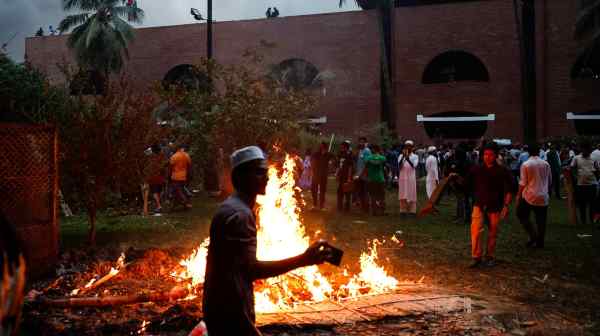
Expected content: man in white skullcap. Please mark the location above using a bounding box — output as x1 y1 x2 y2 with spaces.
398 140 419 215
425 146 440 199
203 146 333 336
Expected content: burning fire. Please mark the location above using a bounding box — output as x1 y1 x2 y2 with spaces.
172 155 405 312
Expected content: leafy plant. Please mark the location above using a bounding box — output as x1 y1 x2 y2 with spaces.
58 0 144 78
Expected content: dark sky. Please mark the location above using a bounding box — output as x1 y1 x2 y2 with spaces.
0 0 359 62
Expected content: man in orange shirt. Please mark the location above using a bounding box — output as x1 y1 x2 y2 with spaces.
169 144 192 209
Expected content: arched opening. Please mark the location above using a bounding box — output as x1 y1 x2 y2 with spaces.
422 50 490 84
268 58 322 90
568 110 600 135
420 111 491 139
571 47 600 80
69 70 105 95
162 64 210 91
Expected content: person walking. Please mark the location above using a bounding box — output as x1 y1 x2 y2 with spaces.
354 137 372 213
425 146 439 199
144 144 167 215
546 143 562 199
336 141 354 212
311 142 332 210
202 146 333 336
398 140 419 216
458 143 514 268
169 144 192 210
366 144 387 215
516 144 552 248
570 142 600 225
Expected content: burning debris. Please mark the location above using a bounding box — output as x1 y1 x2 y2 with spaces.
171 155 410 312
24 154 419 334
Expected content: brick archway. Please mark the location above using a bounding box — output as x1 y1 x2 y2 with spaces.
422 50 490 84
162 64 210 91
269 58 321 90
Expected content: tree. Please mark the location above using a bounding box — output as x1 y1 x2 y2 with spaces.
339 0 395 131
58 0 144 79
159 49 317 194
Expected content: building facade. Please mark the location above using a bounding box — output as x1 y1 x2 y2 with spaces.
25 0 600 142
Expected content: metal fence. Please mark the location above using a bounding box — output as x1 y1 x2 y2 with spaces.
0 123 58 277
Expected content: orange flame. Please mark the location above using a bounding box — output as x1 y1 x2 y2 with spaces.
172 155 404 311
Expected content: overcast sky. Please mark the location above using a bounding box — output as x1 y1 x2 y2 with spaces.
0 0 359 62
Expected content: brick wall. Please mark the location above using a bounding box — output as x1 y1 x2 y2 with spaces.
539 0 600 138
393 0 523 143
25 11 382 136
25 2 599 141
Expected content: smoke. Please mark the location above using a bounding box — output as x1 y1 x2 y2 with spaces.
0 0 358 62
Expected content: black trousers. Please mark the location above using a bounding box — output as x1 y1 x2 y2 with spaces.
517 199 548 246
354 179 369 213
337 183 351 211
311 175 328 208
368 181 385 215
550 172 561 198
575 185 597 225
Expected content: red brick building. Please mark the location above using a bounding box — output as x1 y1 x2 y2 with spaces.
25 0 600 142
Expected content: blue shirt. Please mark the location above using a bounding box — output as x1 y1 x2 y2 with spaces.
355 147 372 179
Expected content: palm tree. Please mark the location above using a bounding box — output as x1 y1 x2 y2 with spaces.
339 0 395 131
58 0 144 79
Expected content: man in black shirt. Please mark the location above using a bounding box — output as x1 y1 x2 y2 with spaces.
203 146 333 335
336 141 354 212
456 143 514 268
311 142 332 210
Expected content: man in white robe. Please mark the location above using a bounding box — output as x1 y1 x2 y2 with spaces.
398 140 419 215
426 146 439 199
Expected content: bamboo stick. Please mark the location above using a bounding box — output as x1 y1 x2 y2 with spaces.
36 286 189 308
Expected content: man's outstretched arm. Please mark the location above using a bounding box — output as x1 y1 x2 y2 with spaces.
247 241 330 280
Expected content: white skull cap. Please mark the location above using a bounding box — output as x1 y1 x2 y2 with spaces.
428 146 437 152
230 146 266 170
405 140 414 146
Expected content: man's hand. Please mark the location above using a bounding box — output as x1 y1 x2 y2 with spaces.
500 205 509 220
302 240 333 266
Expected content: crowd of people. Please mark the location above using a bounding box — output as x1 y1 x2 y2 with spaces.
297 137 600 268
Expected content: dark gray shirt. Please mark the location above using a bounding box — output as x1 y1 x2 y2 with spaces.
203 193 261 336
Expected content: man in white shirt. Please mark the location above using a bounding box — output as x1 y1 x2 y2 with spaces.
516 143 552 248
591 143 600 164
425 146 439 199
398 140 419 215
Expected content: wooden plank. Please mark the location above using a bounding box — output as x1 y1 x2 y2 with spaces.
418 176 451 217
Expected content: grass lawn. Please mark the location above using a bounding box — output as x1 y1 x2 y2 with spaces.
59 177 600 333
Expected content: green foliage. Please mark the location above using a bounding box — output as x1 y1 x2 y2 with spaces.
0 53 71 122
159 49 318 169
58 0 144 75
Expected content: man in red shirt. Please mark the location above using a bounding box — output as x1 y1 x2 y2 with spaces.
458 143 514 268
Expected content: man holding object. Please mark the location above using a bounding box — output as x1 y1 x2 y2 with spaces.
203 146 334 336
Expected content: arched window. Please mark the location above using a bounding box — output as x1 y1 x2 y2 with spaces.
421 111 490 139
268 58 321 90
422 51 490 84
571 48 600 79
162 64 210 91
569 110 600 135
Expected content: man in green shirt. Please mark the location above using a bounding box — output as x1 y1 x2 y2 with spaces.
366 144 387 215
